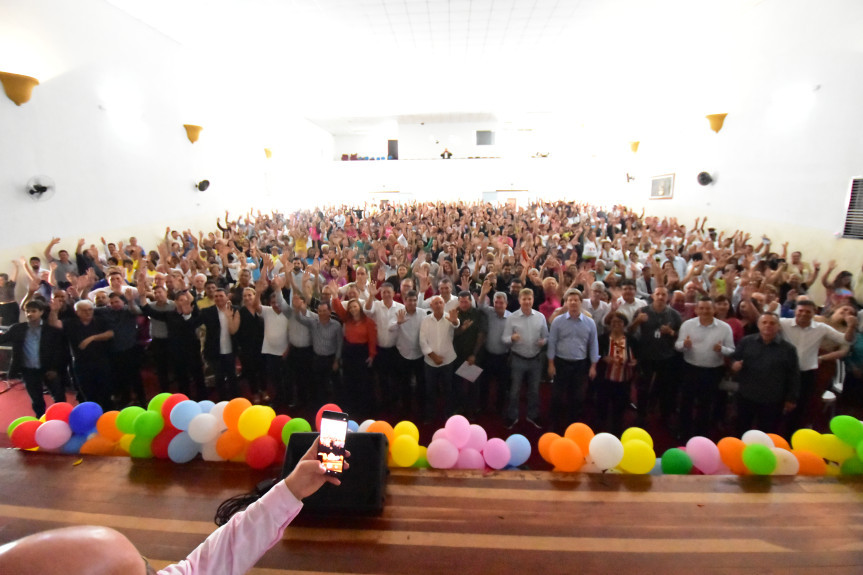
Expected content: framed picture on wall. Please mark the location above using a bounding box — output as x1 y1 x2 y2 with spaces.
650 174 675 200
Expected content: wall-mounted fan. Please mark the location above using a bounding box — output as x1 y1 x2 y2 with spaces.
27 176 56 201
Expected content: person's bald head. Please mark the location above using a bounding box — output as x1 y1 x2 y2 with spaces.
0 525 146 575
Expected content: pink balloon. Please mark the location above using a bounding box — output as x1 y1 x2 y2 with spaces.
686 436 720 474
427 439 459 469
35 419 72 450
456 447 485 469
431 428 449 442
445 415 471 448
483 438 511 470
464 424 488 452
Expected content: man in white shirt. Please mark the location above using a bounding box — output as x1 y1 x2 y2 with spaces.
606 279 647 327
392 290 430 416
420 277 459 312
419 296 460 423
674 298 735 439
583 281 610 336
365 282 405 410
779 299 856 430
260 290 290 407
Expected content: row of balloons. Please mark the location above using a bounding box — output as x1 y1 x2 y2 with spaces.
7 395 863 476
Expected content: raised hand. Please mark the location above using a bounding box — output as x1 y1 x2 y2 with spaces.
683 335 693 349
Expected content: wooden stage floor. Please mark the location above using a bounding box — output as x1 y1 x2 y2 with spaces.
1 450 862 574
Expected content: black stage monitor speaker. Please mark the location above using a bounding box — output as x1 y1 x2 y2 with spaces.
281 432 389 515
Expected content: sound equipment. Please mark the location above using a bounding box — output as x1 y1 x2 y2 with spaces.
281 432 389 515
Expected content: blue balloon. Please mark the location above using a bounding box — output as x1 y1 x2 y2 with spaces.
170 400 202 431
198 400 215 414
68 402 103 435
168 431 200 463
347 420 359 433
61 434 88 454
506 434 531 467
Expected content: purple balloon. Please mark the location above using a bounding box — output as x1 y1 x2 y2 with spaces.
456 447 485 469
483 438 511 470
427 439 459 469
445 415 471 448
464 424 488 452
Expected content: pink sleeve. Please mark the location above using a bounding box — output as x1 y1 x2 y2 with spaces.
157 481 303 575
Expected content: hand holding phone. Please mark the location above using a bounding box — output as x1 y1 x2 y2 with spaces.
317 411 349 477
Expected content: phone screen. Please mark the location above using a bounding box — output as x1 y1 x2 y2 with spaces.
317 411 348 477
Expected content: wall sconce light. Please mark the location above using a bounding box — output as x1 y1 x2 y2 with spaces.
0 71 40 106
183 124 203 143
706 113 728 133
629 141 640 153
264 148 272 159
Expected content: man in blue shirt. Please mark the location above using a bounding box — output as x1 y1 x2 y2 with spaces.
547 290 600 433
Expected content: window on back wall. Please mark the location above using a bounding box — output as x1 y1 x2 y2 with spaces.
843 178 863 239
476 130 495 146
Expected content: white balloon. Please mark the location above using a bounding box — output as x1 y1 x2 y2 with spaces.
358 419 376 433
209 401 230 431
589 433 624 470
771 448 800 475
201 438 224 461
188 413 219 444
741 430 774 447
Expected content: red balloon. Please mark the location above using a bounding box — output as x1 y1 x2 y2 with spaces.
246 435 280 470
315 403 342 431
161 393 190 421
11 420 42 450
45 402 74 422
151 427 182 459
268 415 291 443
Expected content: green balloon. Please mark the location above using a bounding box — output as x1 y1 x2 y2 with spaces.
147 392 172 413
129 436 153 459
661 448 693 475
840 457 863 475
858 439 863 461
134 410 165 438
7 416 38 438
413 451 430 469
830 415 863 447
281 417 312 446
742 444 777 475
116 406 146 435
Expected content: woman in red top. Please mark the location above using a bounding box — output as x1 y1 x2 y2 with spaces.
331 294 377 418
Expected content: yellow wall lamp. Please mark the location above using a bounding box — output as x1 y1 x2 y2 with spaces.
706 113 728 133
183 124 203 143
0 71 40 106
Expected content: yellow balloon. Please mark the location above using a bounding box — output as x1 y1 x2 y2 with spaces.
621 427 653 449
393 420 420 442
791 428 821 452
391 435 420 467
118 433 134 454
825 462 841 477
619 439 656 474
237 405 276 441
818 434 855 463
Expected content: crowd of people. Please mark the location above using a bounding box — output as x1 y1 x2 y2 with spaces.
2 201 862 440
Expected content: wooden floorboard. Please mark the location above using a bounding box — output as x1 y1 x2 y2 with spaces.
1 450 862 574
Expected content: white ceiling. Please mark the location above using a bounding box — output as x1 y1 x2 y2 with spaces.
99 0 815 136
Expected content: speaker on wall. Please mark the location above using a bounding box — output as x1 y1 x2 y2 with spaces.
281 432 389 515
697 172 714 186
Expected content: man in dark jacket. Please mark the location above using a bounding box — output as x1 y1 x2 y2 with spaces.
195 288 240 400
0 300 67 417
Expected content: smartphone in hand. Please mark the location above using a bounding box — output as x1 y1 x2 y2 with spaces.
317 411 349 477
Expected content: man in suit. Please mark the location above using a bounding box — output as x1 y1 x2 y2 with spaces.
196 288 240 400
0 300 67 417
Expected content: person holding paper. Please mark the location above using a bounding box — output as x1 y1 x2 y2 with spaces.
453 290 487 417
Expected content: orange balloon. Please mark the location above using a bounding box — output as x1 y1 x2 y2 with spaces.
366 421 394 445
538 432 561 464
564 422 595 456
550 437 584 472
767 433 790 451
96 411 124 442
216 429 247 460
222 398 252 430
717 437 748 475
80 435 117 456
793 449 827 476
